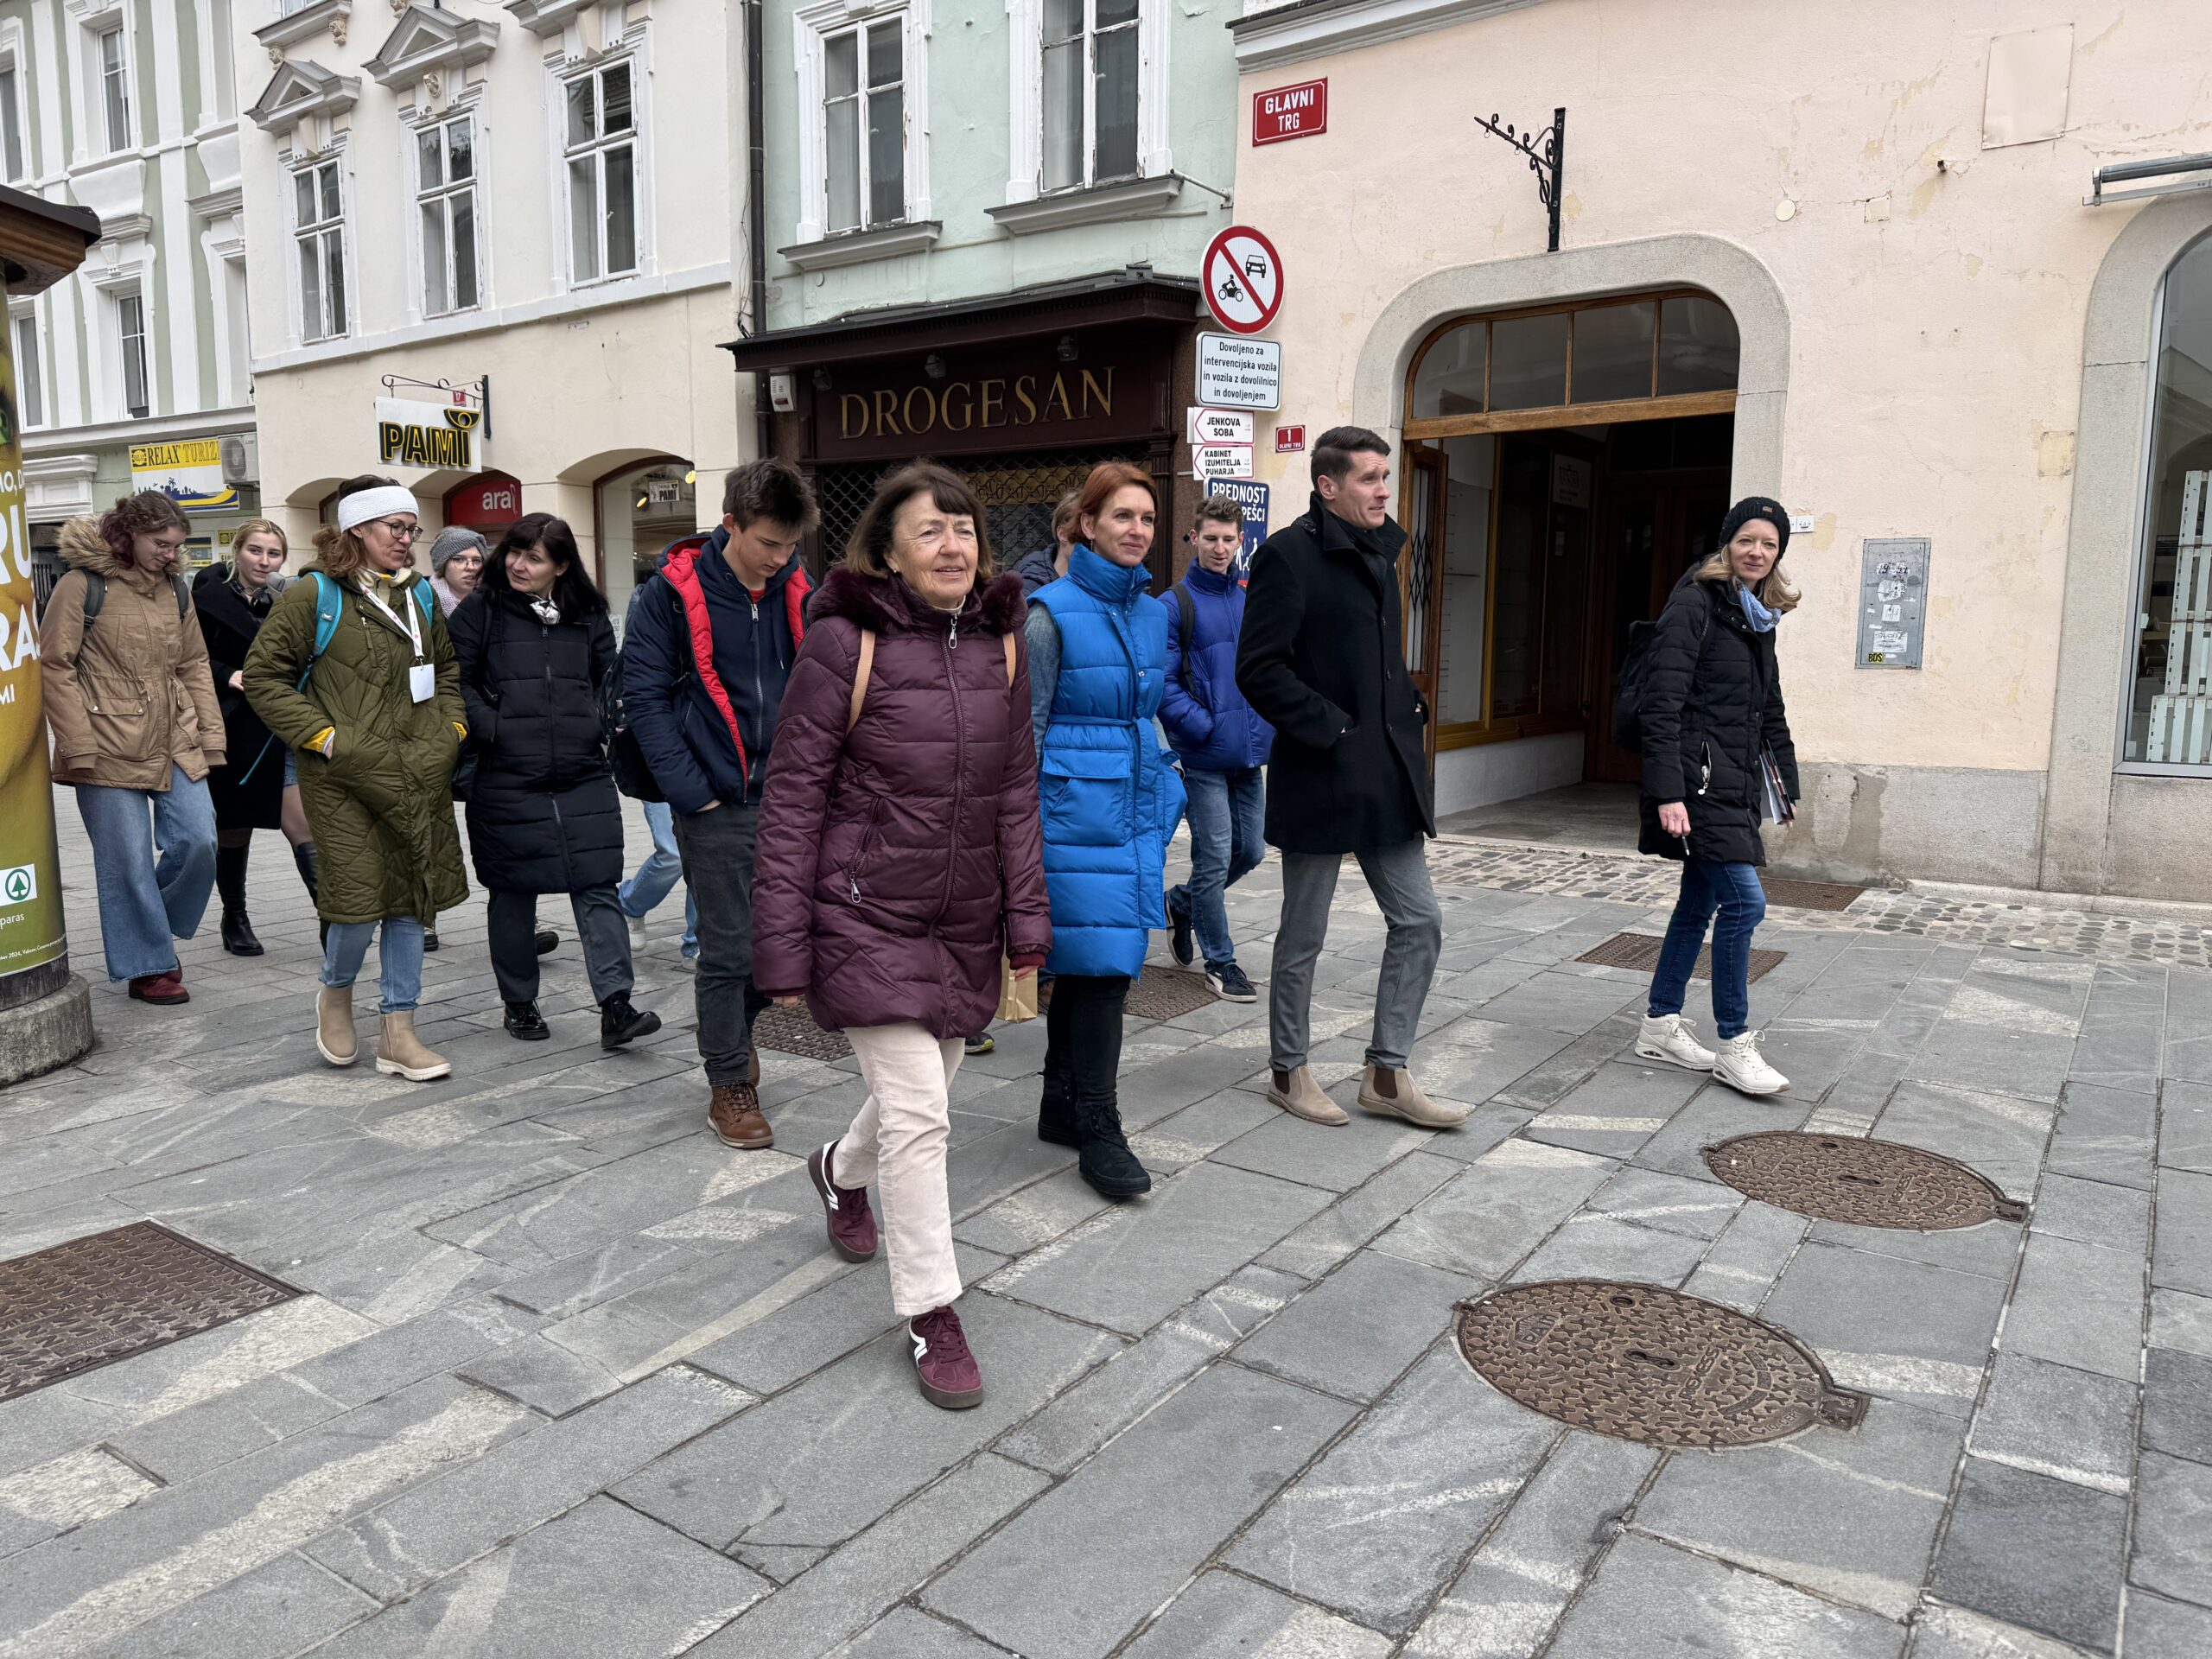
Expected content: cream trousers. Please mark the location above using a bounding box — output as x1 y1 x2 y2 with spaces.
836 1022 964 1317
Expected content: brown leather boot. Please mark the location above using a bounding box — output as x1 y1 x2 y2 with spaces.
1359 1064 1466 1129
709 1082 772 1149
1268 1065 1348 1126
375 1011 451 1082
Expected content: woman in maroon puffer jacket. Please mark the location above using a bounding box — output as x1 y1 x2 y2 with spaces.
753 461 1050 1411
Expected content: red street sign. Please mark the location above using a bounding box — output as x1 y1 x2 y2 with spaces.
1254 79 1327 145
1202 226 1285 336
1275 425 1306 453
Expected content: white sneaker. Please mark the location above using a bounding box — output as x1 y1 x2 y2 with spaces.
1635 1014 1717 1072
1713 1032 1789 1096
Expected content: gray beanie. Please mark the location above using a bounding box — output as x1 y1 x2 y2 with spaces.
428 525 490 575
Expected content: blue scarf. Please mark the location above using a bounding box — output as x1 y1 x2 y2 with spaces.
1738 583 1779 632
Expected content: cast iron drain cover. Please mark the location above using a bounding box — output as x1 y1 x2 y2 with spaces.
1576 932 1786 983
1703 1132 2028 1230
1758 877 1866 912
1039 965 1217 1021
0 1223 300 1402
750 1003 854 1062
1455 1280 1868 1448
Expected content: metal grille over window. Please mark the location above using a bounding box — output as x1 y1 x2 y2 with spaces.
566 60 638 283
808 446 1148 576
418 115 480 317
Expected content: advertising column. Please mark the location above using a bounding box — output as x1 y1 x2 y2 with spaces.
0 188 100 1081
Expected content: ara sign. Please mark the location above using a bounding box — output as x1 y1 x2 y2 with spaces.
1254 79 1327 145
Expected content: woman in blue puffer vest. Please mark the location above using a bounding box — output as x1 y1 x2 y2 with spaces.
1027 461 1185 1201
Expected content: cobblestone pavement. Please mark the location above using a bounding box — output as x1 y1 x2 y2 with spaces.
2 796 2207 1657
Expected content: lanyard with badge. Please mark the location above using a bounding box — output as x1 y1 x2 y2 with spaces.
361 577 437 703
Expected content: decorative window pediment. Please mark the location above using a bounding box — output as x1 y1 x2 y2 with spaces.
507 0 598 36
247 59 359 134
254 0 351 54
365 6 499 91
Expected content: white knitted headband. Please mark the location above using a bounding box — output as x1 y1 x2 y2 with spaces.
335 486 419 533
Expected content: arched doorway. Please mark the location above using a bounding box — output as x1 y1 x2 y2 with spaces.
445 470 525 537
594 456 697 621
1399 289 1742 799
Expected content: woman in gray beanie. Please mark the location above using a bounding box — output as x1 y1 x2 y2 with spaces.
429 527 487 617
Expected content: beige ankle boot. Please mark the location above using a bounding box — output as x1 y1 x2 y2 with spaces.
1359 1064 1466 1129
375 1010 451 1082
1268 1065 1348 1126
315 985 356 1067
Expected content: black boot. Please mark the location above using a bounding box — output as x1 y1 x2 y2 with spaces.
423 927 441 951
292 840 320 902
600 994 662 1051
535 928 559 956
215 845 263 957
504 1000 548 1040
1038 1071 1078 1147
1075 1097 1151 1200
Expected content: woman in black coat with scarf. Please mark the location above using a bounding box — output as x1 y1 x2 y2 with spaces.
1632 496 1801 1099
192 519 319 955
448 513 658 1050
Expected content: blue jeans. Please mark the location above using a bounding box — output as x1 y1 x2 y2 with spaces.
1647 859 1767 1039
73 766 218 982
322 917 425 1014
1168 766 1266 970
619 799 697 956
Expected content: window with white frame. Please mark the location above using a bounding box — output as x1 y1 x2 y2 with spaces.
823 16 905 232
13 312 42 429
1042 0 1138 191
114 290 149 418
563 60 638 284
0 62 25 181
95 23 130 154
207 0 237 124
416 114 480 317
293 156 347 342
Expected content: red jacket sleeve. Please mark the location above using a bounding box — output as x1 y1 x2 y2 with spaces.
996 628 1052 963
751 618 861 999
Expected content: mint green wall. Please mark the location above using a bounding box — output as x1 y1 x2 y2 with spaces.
764 0 1243 328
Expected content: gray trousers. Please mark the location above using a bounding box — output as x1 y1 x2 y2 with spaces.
488 885 632 1005
1269 841 1444 1072
672 801 771 1089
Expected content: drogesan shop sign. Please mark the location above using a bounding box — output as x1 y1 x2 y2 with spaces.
376 396 483 470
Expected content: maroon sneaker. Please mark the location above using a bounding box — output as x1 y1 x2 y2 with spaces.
129 970 188 1005
808 1139 878 1262
908 1305 983 1410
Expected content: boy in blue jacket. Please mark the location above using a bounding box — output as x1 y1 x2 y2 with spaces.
1159 496 1272 1001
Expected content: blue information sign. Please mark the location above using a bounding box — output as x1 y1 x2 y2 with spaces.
1205 478 1269 578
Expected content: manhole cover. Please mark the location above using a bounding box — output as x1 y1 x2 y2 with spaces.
751 1003 853 1062
1576 932 1786 982
1758 876 1866 912
1704 1132 2028 1230
1455 1281 1867 1448
1039 964 1217 1021
0 1223 300 1402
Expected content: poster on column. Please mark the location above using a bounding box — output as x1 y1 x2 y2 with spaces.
0 337 68 976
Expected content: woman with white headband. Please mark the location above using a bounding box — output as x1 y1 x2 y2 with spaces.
243 474 469 1080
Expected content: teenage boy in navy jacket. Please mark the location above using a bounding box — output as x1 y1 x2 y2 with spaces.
1159 496 1271 1002
623 459 817 1152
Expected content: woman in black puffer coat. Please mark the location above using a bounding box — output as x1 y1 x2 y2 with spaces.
1632 496 1801 1100
448 513 658 1050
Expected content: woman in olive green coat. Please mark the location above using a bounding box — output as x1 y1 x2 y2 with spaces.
242 474 468 1081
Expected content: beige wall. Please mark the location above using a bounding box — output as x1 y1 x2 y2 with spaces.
1232 0 2211 791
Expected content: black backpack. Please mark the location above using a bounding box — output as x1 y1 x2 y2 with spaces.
1611 601 1710 753
603 584 687 803
81 570 188 625
1171 582 1198 692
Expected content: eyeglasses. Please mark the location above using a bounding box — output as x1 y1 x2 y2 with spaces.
149 538 188 556
373 518 421 541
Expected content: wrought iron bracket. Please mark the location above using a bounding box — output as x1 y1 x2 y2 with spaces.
378 372 491 442
1472 105 1566 251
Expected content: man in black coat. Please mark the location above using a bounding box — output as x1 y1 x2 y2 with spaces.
1236 426 1462 1135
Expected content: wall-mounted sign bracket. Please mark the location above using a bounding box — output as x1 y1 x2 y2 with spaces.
1472 106 1566 251
378 373 491 442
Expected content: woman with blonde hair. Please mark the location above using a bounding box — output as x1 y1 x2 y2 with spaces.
1632 495 1801 1097
243 475 468 1081
193 518 320 955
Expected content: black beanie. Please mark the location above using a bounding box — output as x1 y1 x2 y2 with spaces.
1719 496 1789 556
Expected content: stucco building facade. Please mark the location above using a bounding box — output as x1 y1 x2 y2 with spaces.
238 0 741 620
1227 0 2212 901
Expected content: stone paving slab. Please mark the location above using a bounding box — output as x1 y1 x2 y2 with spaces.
3 796 2208 1656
